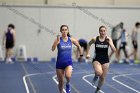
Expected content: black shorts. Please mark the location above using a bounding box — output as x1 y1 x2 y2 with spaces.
132 40 138 49
119 42 127 49
6 41 14 49
113 39 117 48
92 57 109 65
79 42 87 51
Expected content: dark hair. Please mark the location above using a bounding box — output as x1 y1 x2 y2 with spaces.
135 22 140 27
8 24 15 29
120 22 124 28
60 25 71 37
99 25 107 31
120 22 124 26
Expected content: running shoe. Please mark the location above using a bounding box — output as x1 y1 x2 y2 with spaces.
92 75 98 85
66 83 70 93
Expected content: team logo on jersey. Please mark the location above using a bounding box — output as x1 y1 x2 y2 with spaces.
96 44 108 48
61 44 72 49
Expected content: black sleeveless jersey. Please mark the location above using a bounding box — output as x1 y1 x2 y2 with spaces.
94 36 109 63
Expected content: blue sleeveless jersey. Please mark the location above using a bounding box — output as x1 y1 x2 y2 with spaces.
6 30 14 42
56 37 72 69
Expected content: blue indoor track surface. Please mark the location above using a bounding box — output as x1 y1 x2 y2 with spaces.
0 61 140 93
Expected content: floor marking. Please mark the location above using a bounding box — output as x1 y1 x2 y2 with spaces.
82 74 105 93
112 73 140 93
22 63 37 93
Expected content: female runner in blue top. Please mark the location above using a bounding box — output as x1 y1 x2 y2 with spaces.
86 26 116 93
52 25 83 93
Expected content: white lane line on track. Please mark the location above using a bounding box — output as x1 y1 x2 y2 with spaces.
52 75 66 93
112 73 140 93
22 63 37 93
23 71 55 93
82 74 105 93
52 75 81 93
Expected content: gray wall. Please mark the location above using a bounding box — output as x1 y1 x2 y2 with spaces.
0 5 140 61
